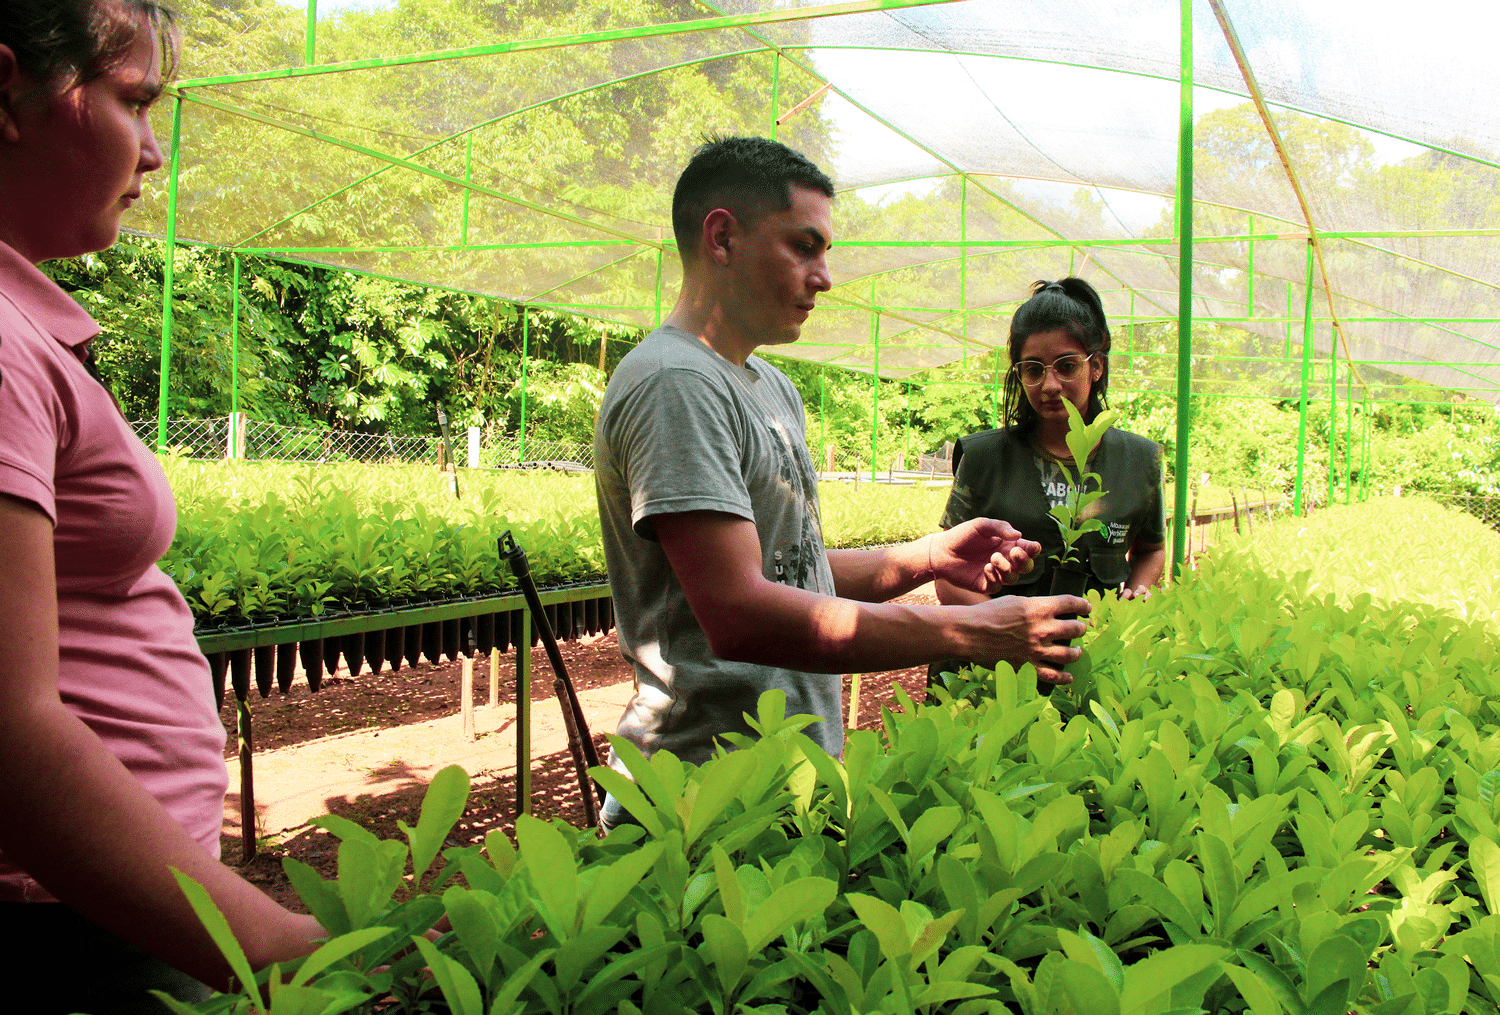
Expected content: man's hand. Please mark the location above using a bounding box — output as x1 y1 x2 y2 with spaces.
1119 585 1152 601
929 518 1041 594
959 594 1090 684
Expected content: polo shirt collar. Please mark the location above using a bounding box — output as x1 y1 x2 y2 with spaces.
0 240 100 350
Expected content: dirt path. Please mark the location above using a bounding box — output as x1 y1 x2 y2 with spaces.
218 587 937 909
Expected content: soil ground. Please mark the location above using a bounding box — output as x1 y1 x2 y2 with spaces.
219 587 938 911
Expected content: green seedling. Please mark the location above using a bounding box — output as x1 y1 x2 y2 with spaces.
1048 400 1120 564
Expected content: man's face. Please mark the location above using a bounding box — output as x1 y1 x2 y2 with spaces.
722 183 833 348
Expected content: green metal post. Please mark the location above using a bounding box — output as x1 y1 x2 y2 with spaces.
1170 0 1193 577
1293 242 1315 516
519 308 529 462
230 255 240 454
770 52 780 140
870 306 879 481
305 0 317 66
461 133 472 246
1127 291 1135 373
155 96 183 453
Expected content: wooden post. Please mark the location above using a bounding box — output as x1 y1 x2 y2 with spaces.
1231 494 1240 535
488 645 499 708
824 445 836 473
849 673 862 730
461 653 475 741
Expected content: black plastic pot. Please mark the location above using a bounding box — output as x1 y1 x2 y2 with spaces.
404 624 424 669
300 638 323 693
385 625 405 674
253 645 275 698
366 627 386 677
275 643 297 695
341 632 366 679
1049 558 1092 644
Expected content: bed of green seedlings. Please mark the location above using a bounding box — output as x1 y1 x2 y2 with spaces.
160 459 948 626
1213 495 1500 629
171 499 1500 1014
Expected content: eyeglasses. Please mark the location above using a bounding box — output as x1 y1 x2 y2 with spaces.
1013 354 1094 388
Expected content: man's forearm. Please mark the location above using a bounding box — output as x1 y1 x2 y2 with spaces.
826 537 936 602
709 580 998 672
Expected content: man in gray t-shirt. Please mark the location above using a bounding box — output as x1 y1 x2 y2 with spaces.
596 139 1089 822
597 323 842 763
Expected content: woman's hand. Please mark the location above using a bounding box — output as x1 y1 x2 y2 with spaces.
1119 584 1152 601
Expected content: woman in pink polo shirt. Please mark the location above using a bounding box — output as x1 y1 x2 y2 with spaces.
0 2 323 1010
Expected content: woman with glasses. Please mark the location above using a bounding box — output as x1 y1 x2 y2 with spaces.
934 278 1166 617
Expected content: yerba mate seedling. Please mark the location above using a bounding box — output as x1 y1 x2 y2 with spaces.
1048 400 1120 565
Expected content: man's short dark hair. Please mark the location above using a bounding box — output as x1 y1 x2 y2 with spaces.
671 136 834 261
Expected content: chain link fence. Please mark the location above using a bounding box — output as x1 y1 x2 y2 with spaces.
134 416 594 469
811 442 954 479
134 416 442 463
478 433 594 471
1428 491 1500 531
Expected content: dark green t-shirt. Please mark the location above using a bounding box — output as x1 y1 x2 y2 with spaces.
939 425 1166 596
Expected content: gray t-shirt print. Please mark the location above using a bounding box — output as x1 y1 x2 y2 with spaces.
594 326 841 768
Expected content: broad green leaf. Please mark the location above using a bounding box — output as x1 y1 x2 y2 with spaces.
554 924 628 993
581 839 664 929
311 814 380 846
701 913 750 997
743 877 837 953
413 936 484 1015
847 893 910 960
908 806 962 862
685 749 757 847
289 926 393 988
515 813 578 940
590 766 666 839
486 948 554 1015
1222 965 1285 1015
714 846 745 928
1060 959 1123 1015
1472 836 1500 917
170 868 265 1015
442 886 501 980
283 857 350 937
336 835 408 928
399 765 470 887
1119 945 1226 1015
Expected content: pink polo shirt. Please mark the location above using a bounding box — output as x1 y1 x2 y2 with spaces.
0 241 227 903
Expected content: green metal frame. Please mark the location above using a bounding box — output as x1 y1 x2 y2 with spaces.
147 0 1500 540
1170 0 1193 575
